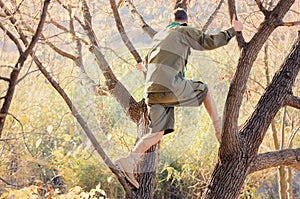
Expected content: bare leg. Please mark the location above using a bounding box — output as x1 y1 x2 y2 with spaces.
132 131 164 154
203 87 222 142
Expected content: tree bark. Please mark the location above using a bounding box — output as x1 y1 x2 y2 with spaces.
202 29 300 198
248 149 300 174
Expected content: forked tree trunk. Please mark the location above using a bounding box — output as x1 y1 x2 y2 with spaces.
202 32 300 199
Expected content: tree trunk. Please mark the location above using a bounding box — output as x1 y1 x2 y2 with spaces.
202 31 300 199
202 157 248 198
279 108 287 199
286 166 293 199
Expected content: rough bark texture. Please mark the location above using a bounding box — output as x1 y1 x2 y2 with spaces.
202 30 300 199
201 1 297 198
248 149 300 174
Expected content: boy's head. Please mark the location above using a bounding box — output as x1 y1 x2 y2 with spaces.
171 8 188 23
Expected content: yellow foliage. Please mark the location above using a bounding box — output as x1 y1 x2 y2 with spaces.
0 184 106 199
1 186 39 199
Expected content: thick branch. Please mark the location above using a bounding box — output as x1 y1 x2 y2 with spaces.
81 0 142 124
248 148 300 174
110 0 142 63
242 29 300 160
124 0 156 38
286 95 300 109
221 0 295 156
0 76 10 82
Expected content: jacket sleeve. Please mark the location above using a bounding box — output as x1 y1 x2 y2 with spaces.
182 27 236 50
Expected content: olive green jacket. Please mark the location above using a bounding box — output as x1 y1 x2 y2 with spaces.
143 23 235 94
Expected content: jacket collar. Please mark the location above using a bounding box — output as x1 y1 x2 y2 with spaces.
166 22 181 28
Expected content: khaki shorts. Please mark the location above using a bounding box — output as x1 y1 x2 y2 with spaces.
145 80 208 134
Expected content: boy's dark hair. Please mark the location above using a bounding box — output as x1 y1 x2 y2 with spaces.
174 9 188 21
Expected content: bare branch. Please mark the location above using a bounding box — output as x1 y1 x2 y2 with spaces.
56 0 87 31
49 17 69 32
248 148 300 174
287 125 300 148
0 65 15 69
0 0 50 137
286 95 300 109
16 69 39 84
66 5 97 95
254 0 269 16
203 0 225 32
11 0 25 15
81 0 143 124
49 16 88 45
30 52 132 196
123 0 157 38
0 0 28 46
45 39 77 60
21 1 49 62
110 0 142 63
21 11 87 62
0 76 10 82
227 0 247 49
0 21 23 53
279 21 300 27
0 177 23 188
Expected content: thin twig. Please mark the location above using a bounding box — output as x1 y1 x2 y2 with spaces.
254 0 269 16
0 76 10 82
0 21 23 53
203 0 225 32
0 177 23 188
279 21 300 27
110 0 142 63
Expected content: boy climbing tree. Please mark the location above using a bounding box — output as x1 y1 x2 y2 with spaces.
115 8 243 189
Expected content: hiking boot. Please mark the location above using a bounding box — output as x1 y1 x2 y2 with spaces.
115 156 140 189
